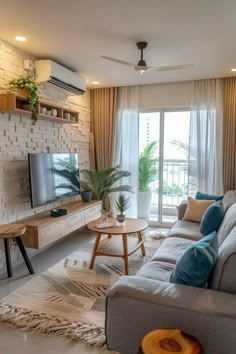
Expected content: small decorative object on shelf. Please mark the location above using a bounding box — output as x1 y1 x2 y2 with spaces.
40 106 47 114
9 76 39 124
64 112 70 120
81 190 92 202
50 108 58 117
115 193 131 225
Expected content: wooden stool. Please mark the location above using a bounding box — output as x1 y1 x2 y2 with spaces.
138 329 203 354
0 224 34 278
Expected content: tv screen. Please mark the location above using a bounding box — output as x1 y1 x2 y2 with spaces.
28 153 80 208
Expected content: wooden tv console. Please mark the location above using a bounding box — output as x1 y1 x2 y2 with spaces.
21 200 102 249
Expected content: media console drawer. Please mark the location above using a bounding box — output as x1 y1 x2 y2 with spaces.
84 204 101 224
21 200 102 249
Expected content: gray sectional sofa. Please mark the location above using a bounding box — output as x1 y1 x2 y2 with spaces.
105 190 236 354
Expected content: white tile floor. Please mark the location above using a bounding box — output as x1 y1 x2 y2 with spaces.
0 226 167 354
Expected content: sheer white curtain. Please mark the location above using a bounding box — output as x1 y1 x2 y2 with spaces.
112 86 139 217
189 79 224 195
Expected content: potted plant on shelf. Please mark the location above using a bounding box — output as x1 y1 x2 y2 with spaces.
9 76 39 124
80 165 132 211
115 193 131 223
138 141 158 219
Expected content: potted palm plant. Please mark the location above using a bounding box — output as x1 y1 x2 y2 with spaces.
115 193 131 223
9 76 39 124
80 165 132 211
138 141 158 219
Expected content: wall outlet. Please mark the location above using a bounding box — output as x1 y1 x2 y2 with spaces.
23 59 34 71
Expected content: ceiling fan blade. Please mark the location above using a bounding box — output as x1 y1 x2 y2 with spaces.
101 56 136 67
155 64 194 71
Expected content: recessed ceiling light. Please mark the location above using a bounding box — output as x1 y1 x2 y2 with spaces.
92 81 99 85
15 36 27 42
231 68 236 72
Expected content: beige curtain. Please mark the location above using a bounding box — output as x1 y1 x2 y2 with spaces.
223 77 236 191
90 87 118 169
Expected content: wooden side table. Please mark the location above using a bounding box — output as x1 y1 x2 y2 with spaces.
0 224 34 278
87 218 148 275
138 329 203 354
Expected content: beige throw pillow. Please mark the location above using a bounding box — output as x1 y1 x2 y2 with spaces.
183 196 215 223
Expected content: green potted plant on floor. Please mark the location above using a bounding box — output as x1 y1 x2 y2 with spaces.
9 75 39 124
115 193 131 223
138 141 158 219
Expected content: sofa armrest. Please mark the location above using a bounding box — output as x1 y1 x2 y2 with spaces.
106 276 236 354
177 200 187 220
107 276 236 317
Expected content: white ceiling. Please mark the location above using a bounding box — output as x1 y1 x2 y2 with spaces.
1 0 236 88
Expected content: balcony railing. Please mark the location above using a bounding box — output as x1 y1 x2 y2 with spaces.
149 159 190 223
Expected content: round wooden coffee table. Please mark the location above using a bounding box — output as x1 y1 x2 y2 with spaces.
87 218 148 275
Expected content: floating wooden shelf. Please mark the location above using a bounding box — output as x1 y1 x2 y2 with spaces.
0 93 79 124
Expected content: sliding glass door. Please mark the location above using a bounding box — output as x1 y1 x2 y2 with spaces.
139 109 190 226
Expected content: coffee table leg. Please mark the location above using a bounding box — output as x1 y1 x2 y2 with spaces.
107 234 112 239
89 233 101 269
122 234 129 275
138 232 146 256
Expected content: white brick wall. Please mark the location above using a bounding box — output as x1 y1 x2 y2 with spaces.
0 40 91 273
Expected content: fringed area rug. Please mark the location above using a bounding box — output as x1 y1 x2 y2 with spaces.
0 231 166 349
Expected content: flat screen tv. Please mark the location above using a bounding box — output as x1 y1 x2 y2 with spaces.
28 152 80 208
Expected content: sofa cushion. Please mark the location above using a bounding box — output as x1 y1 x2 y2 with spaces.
222 190 236 212
151 236 194 264
200 200 225 236
170 231 218 288
183 196 215 223
217 203 236 245
196 191 223 201
209 227 236 294
136 261 175 282
168 220 202 241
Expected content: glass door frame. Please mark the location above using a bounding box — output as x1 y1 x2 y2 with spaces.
138 107 190 228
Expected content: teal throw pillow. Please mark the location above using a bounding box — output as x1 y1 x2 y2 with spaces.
170 231 218 287
195 191 223 201
200 200 224 236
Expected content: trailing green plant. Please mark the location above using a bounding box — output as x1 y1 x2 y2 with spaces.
115 193 131 216
139 141 159 192
9 75 39 124
50 159 80 193
80 165 132 210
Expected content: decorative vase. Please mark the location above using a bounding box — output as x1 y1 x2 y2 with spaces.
116 214 125 223
81 191 92 202
137 190 152 219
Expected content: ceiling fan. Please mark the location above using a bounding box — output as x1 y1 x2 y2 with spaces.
101 42 193 75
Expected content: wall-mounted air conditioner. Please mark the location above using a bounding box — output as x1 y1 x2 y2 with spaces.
34 60 86 95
